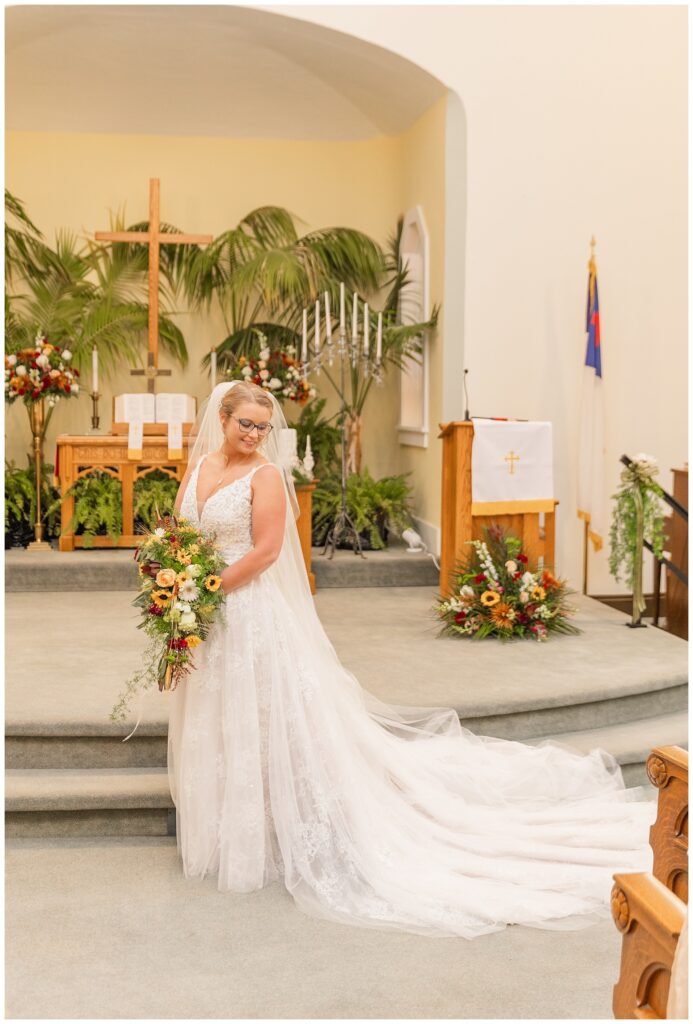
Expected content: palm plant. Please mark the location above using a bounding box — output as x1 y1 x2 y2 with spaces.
5 192 191 447
179 206 438 473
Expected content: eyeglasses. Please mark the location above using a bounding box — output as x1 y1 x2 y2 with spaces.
231 415 274 437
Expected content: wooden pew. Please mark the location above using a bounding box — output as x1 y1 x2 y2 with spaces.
646 746 688 903
612 746 688 1018
611 873 687 1018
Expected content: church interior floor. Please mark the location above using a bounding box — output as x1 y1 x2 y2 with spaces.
6 834 627 1019
5 584 687 1017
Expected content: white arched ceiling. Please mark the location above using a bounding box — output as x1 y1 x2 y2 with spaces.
6 5 447 139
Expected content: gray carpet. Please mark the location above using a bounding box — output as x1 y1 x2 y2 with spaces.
6 835 624 1019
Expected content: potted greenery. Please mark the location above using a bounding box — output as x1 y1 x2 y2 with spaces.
5 459 61 548
311 467 416 550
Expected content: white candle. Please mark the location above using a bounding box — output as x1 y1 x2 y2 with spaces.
352 292 358 341
92 346 98 393
302 308 308 362
324 290 332 342
210 347 217 385
376 312 382 361
315 298 321 352
364 302 369 356
339 282 345 333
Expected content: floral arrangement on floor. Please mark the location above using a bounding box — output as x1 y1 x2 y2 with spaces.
224 336 316 404
608 452 666 623
434 524 582 643
110 513 227 726
5 333 80 406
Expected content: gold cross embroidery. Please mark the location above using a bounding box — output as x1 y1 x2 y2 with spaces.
505 450 520 475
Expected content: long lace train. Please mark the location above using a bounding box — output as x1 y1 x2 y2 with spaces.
167 458 657 940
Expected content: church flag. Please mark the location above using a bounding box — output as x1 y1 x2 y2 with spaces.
577 251 605 551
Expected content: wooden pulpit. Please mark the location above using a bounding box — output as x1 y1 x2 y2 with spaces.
438 421 558 597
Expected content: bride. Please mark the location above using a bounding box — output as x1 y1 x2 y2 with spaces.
168 379 657 940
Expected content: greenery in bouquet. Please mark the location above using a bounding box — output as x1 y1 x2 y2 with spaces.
434 524 582 643
5 332 80 406
110 513 227 723
223 331 316 405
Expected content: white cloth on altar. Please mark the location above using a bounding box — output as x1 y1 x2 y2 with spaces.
115 393 155 457
471 418 554 503
156 393 196 458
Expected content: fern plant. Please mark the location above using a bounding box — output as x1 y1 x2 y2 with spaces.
65 471 123 547
311 466 415 549
133 470 179 530
5 458 62 547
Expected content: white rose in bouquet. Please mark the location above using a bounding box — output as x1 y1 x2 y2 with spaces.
179 611 197 631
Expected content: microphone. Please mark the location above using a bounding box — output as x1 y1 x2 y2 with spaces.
463 368 471 421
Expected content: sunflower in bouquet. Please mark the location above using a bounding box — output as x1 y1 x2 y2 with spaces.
434 523 582 643
110 512 227 723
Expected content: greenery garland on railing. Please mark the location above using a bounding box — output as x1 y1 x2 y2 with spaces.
608 453 666 625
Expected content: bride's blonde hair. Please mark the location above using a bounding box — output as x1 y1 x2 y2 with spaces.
219 381 273 419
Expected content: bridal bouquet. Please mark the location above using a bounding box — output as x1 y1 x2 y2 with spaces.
434 524 581 643
110 513 227 723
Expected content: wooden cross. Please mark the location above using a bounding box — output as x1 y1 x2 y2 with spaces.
505 449 521 475
95 177 213 393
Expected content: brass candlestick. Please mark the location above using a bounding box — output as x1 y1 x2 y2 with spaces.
26 397 52 552
89 389 101 433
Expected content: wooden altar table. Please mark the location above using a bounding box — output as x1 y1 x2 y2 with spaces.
55 434 317 592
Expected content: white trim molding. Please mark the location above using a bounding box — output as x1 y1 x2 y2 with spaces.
398 204 430 449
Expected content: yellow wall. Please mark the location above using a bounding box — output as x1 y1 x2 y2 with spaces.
6 127 442 497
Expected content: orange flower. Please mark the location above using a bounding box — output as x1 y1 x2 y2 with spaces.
186 635 202 649
491 602 515 629
204 575 222 592
541 570 559 591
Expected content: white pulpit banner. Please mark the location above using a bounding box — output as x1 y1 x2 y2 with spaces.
155 393 196 460
115 394 155 460
127 420 144 461
471 418 554 513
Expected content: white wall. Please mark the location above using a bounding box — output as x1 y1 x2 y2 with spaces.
268 4 688 595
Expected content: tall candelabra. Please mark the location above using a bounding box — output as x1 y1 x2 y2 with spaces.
300 320 384 560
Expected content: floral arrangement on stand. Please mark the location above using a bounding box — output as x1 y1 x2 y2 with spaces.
5 334 80 406
608 452 666 626
110 513 227 728
224 335 316 405
434 524 582 643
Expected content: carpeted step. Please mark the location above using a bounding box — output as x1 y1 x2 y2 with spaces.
5 766 174 837
5 543 440 591
525 710 688 790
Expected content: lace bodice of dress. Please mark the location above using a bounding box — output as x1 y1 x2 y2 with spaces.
179 456 272 563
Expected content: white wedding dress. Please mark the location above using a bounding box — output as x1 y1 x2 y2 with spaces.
167 456 658 940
